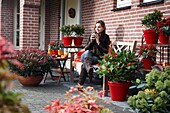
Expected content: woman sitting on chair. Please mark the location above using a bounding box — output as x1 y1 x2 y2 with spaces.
78 20 111 85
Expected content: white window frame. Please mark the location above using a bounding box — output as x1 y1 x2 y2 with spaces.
13 0 20 50
117 0 131 8
38 0 45 50
143 0 157 3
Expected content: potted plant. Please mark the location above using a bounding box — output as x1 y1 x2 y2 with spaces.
8 48 55 86
96 50 138 101
44 84 113 113
128 66 170 113
73 24 85 46
60 25 75 46
49 41 63 55
0 38 30 112
141 10 163 44
157 18 170 44
138 44 157 70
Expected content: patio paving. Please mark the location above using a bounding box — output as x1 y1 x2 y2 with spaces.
11 74 134 113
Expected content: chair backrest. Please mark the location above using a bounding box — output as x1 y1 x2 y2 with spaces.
111 40 137 53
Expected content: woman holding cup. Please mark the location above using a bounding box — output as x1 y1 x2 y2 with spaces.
78 20 111 85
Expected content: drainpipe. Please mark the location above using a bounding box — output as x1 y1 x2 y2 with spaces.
60 0 65 40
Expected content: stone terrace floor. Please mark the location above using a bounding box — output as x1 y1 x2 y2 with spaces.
11 74 134 113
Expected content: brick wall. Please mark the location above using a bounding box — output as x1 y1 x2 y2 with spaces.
45 0 60 49
20 0 40 49
1 0 14 42
82 0 170 45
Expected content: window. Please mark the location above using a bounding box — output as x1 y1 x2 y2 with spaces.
117 0 131 8
14 0 20 49
143 0 157 3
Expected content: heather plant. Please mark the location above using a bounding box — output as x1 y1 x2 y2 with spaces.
0 37 30 113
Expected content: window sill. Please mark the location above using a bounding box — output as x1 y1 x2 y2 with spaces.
138 0 164 7
111 6 131 12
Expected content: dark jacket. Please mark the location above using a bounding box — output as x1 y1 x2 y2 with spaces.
85 32 110 58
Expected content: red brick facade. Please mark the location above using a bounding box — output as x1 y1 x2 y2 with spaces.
0 0 170 49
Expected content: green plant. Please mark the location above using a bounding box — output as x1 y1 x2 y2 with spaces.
44 84 113 113
60 24 74 36
8 49 55 77
49 41 63 50
127 66 170 113
96 50 138 82
138 44 157 61
141 10 163 33
0 38 30 113
73 24 85 36
157 18 170 37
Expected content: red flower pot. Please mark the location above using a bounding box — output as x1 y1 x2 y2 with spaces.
62 36 73 46
51 50 58 55
143 30 158 44
142 58 154 70
73 36 83 46
159 32 169 44
108 81 130 101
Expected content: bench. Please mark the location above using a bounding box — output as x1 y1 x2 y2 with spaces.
73 40 137 96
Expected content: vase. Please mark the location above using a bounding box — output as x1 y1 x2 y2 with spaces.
159 32 169 44
62 36 73 46
108 81 130 101
143 30 158 44
17 75 43 86
73 36 83 46
142 58 154 70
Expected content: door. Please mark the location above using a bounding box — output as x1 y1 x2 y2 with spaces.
64 0 81 25
38 0 45 50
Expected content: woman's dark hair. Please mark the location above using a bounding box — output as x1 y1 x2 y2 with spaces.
94 20 106 34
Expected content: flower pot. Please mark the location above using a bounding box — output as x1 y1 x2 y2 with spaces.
143 30 158 44
17 75 43 86
73 36 83 46
159 32 169 44
62 36 73 46
51 50 58 55
142 58 154 70
108 81 130 101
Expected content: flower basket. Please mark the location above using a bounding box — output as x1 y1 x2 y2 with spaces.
142 58 154 70
62 36 73 46
143 30 158 44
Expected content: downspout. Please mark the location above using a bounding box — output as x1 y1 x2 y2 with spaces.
0 0 2 37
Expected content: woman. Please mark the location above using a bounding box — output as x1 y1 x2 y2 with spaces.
79 20 111 85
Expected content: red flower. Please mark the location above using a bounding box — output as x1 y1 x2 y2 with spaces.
127 63 131 67
50 41 55 46
104 55 107 59
113 52 117 58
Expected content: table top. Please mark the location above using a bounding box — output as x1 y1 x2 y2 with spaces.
63 45 85 48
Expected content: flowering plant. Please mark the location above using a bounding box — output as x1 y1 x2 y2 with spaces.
96 50 138 82
8 48 55 77
0 37 30 112
50 41 63 50
157 17 170 37
44 84 113 113
128 66 170 113
138 44 157 60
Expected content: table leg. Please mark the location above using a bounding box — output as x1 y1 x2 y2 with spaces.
70 52 75 82
57 59 67 84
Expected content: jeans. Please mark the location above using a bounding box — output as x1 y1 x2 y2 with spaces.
80 50 99 65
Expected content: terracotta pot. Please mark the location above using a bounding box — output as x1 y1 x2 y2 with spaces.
159 32 169 44
143 30 158 44
17 75 43 86
73 36 83 46
108 81 130 101
62 36 73 46
142 58 154 70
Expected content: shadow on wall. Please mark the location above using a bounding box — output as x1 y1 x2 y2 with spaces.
116 24 124 41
